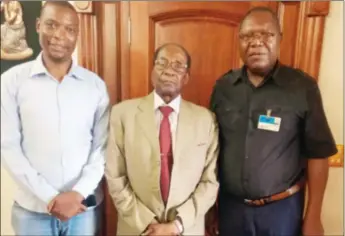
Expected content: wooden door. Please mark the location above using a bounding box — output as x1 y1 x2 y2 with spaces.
74 1 330 236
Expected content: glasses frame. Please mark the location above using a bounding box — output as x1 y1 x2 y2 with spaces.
154 59 188 74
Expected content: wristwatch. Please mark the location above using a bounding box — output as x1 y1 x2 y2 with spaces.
174 217 184 234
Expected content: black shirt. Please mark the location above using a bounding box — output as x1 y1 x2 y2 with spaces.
210 62 337 199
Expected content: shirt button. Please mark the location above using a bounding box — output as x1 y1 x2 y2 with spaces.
245 156 249 159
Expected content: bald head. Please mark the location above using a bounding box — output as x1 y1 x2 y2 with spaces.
40 1 78 19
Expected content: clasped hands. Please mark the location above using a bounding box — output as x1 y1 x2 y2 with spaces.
47 191 86 221
143 221 180 236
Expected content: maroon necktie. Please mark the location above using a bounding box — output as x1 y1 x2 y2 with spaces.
159 106 173 204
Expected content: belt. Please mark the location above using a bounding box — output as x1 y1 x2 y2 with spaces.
243 180 305 206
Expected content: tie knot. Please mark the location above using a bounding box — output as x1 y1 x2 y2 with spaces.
159 106 173 117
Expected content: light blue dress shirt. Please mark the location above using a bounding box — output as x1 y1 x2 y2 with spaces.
1 53 110 213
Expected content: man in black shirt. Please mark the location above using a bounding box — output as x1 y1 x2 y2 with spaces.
209 7 337 236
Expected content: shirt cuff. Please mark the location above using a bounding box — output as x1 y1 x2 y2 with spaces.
40 188 59 205
175 216 184 234
72 184 89 200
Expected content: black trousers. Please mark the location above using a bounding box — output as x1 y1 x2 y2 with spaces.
218 190 305 236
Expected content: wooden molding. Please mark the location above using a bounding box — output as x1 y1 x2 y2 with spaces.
293 1 330 80
306 1 330 17
77 12 99 74
329 145 344 168
120 2 130 101
77 2 125 105
74 2 96 73
73 1 93 13
277 1 329 80
278 2 301 66
75 1 97 76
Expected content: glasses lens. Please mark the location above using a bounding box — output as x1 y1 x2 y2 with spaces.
171 62 187 73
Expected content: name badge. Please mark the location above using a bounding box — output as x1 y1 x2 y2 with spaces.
257 109 281 132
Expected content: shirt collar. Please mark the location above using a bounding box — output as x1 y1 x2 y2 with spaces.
29 52 84 80
153 90 181 114
230 61 284 87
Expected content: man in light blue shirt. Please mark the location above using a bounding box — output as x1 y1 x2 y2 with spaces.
1 2 109 235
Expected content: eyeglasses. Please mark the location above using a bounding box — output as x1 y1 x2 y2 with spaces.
239 31 276 43
154 58 188 73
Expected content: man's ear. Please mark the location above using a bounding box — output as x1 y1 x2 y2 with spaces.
36 18 41 34
183 72 190 85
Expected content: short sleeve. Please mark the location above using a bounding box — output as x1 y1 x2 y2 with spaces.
302 83 337 158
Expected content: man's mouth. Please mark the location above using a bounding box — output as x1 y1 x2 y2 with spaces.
49 43 65 51
249 52 265 57
161 80 175 85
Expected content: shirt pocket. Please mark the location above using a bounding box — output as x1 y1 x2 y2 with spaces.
268 106 298 131
215 105 242 131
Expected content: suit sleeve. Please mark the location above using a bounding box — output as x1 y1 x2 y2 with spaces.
175 113 219 230
105 107 157 234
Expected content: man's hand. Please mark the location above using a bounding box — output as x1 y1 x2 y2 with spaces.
302 214 324 236
206 205 218 236
143 222 179 236
48 191 86 221
303 159 328 236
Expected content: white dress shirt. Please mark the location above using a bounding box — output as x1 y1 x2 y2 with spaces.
153 91 181 151
1 53 110 213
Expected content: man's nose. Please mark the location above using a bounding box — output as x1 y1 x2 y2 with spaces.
248 33 265 46
52 26 67 40
250 37 264 47
163 70 175 76
163 64 176 74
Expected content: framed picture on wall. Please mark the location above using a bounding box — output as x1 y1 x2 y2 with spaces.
0 0 42 75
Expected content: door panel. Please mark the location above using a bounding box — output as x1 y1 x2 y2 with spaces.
154 16 240 106
129 2 278 106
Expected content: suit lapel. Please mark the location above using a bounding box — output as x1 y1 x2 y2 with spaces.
174 100 195 162
136 93 160 156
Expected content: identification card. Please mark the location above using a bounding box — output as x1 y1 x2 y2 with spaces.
257 115 281 132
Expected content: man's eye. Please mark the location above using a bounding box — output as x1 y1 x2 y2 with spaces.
240 34 251 41
46 22 56 29
263 32 274 37
155 59 167 66
66 27 77 34
174 63 184 69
